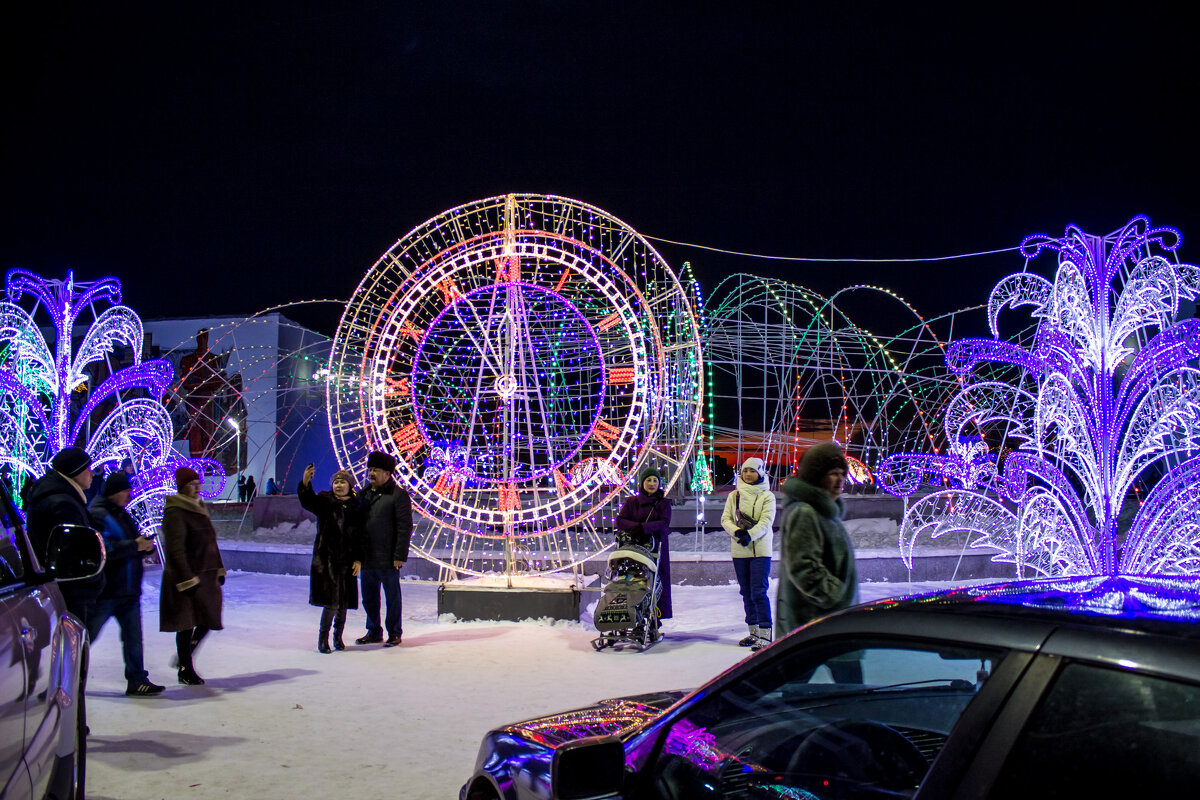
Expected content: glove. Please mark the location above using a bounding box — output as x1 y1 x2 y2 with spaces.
735 529 751 547
628 523 644 536
219 575 226 586
182 584 199 596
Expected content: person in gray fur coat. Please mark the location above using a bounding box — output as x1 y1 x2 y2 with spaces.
775 442 859 673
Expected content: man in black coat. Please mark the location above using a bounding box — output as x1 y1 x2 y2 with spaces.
88 471 164 696
24 446 104 628
355 451 412 647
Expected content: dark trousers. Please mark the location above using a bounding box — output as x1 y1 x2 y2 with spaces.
87 596 148 683
360 567 402 637
733 556 772 628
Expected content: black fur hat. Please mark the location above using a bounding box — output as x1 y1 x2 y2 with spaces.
367 450 397 473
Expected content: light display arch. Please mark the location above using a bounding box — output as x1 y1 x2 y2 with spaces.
701 273 975 479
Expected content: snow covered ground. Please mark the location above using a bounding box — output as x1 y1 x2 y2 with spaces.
84 569 971 799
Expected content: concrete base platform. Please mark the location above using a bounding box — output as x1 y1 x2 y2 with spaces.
437 581 582 621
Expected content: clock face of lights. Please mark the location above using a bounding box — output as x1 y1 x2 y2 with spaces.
327 194 702 575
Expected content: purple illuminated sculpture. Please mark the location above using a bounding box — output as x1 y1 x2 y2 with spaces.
0 269 224 532
881 217 1200 577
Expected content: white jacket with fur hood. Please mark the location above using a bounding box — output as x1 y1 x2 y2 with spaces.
721 458 777 558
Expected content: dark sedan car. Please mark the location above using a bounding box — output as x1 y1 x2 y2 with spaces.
461 574 1200 800
1 482 103 800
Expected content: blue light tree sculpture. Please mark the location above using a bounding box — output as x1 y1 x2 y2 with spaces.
0 269 225 532
880 217 1200 577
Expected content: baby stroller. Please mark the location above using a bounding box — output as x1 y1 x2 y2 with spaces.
591 532 663 651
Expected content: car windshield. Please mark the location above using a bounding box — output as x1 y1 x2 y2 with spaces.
644 640 1004 800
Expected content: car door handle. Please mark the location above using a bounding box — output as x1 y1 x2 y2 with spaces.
20 617 38 652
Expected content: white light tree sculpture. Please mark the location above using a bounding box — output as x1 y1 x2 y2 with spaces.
0 269 225 531
880 217 1200 577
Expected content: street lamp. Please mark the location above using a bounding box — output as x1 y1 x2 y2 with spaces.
227 417 240 472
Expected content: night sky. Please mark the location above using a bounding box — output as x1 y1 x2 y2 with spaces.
4 2 1197 337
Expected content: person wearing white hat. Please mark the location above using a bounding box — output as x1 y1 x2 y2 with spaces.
721 457 776 650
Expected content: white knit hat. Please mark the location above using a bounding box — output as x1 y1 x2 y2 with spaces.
741 457 766 474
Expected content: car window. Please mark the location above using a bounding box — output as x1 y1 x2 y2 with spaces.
990 662 1200 797
644 640 1003 799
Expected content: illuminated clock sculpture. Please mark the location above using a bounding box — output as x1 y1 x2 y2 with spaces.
328 194 703 577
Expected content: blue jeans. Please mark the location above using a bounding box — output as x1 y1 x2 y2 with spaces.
87 596 149 683
360 567 402 638
733 557 772 628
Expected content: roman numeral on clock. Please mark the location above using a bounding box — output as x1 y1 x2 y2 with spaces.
391 422 426 459
592 419 621 449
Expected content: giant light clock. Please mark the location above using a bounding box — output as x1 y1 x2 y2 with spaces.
328 194 702 576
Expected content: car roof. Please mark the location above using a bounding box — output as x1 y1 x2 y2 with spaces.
869 574 1200 641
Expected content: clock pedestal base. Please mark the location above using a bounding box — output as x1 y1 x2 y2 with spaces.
437 582 582 622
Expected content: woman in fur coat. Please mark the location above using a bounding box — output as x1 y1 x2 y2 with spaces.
721 457 777 649
160 466 225 685
298 465 362 653
614 467 675 618
776 443 858 646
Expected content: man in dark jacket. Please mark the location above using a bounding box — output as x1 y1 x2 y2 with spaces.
24 446 104 628
88 471 164 696
355 451 412 647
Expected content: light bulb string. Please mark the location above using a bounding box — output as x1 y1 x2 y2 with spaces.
641 235 1024 264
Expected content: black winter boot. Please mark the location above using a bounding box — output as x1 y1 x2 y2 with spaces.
333 606 347 650
318 607 335 653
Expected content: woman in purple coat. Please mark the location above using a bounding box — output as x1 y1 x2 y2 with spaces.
614 467 675 618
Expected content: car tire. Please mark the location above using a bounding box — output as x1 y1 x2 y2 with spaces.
464 776 501 800
72 686 87 800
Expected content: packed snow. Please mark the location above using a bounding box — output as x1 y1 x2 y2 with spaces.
83 569 973 799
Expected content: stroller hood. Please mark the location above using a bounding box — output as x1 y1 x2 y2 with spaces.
608 546 658 573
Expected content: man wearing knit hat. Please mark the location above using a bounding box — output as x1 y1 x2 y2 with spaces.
24 446 104 628
88 471 165 695
355 450 412 647
775 442 859 659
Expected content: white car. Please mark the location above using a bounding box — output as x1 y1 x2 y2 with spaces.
1 482 103 800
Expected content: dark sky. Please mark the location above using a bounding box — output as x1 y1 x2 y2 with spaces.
4 2 1196 336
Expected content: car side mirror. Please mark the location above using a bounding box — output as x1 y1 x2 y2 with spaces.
551 735 624 800
46 523 105 581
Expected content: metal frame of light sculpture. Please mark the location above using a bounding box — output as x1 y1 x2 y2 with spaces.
700 273 978 479
0 269 225 532
149 309 339 500
327 194 703 578
880 217 1200 578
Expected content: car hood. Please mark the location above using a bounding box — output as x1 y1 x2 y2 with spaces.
494 689 689 748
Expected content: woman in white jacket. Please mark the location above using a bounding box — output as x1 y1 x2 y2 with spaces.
721 457 777 649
